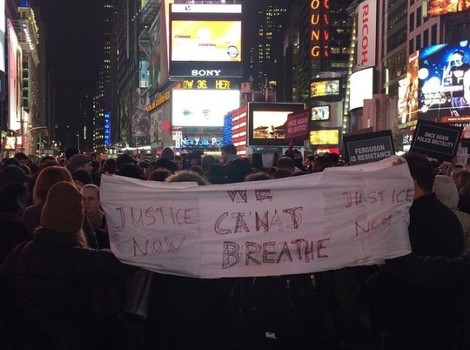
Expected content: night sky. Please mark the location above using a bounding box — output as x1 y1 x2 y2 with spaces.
37 0 104 130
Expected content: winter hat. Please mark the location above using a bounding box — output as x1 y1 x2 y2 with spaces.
161 147 175 161
40 181 84 233
68 154 92 172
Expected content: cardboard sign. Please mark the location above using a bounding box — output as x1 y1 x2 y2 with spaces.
410 120 462 161
285 109 310 140
343 130 395 165
100 157 413 278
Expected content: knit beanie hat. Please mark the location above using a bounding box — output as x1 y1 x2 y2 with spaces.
40 181 84 233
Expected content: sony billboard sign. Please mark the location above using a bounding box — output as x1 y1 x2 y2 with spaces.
357 0 377 68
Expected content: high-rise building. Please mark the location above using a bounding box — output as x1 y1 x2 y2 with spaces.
15 3 42 154
92 0 114 151
244 0 290 102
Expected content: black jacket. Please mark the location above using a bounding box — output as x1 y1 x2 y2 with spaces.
409 193 464 258
0 228 126 349
369 251 470 350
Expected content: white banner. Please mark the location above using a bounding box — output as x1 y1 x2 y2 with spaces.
100 156 413 278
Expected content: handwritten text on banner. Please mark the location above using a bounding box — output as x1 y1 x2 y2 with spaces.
100 156 414 278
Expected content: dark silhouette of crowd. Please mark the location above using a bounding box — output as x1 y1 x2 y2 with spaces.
1 146 470 350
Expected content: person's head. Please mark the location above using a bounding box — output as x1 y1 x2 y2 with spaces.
451 169 470 197
40 181 87 247
220 144 237 164
33 165 73 205
14 152 29 167
312 155 334 173
117 163 143 179
245 172 272 182
161 147 175 161
174 154 184 169
166 170 207 185
102 158 117 174
153 158 179 174
201 155 216 172
250 153 265 171
147 168 172 182
68 154 93 174
81 184 101 215
39 156 59 170
276 156 295 174
0 164 31 187
451 49 465 67
116 153 135 170
403 152 437 199
226 158 251 183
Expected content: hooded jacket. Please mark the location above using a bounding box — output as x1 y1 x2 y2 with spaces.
434 175 470 250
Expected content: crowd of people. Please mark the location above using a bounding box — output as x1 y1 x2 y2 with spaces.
1 145 470 349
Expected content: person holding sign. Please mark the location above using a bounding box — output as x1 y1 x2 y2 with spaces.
369 153 464 349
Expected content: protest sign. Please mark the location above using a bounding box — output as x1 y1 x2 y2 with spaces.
343 130 395 165
410 120 461 161
285 109 310 140
100 156 413 278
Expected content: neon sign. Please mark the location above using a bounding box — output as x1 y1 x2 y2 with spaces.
310 0 329 58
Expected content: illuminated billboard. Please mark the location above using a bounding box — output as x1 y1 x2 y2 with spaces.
428 0 470 17
311 105 330 121
309 128 341 146
7 19 22 131
171 89 240 127
357 0 377 67
349 68 374 110
398 52 419 124
418 41 470 122
247 102 305 146
169 3 242 78
310 79 341 99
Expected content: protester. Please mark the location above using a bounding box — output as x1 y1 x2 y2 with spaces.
220 143 239 166
0 181 127 349
146 170 230 350
22 166 98 249
452 168 470 214
434 174 470 250
404 152 464 257
368 153 466 349
68 154 93 174
101 158 117 175
81 184 109 249
0 182 30 263
22 166 74 235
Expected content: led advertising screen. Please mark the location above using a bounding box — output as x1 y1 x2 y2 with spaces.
248 103 305 146
428 0 470 17
398 52 419 124
7 19 21 131
172 89 240 127
309 128 341 146
349 67 374 110
169 3 242 78
310 79 341 98
311 105 330 121
418 41 470 122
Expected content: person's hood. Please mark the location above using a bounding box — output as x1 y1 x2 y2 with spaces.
433 175 459 209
